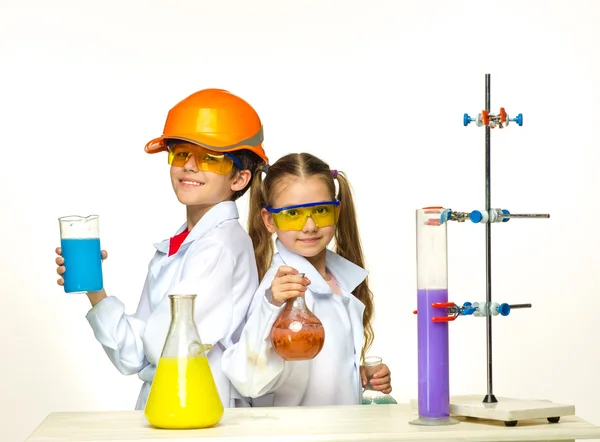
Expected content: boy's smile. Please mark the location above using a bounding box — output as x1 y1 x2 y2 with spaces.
179 177 205 188
171 165 231 207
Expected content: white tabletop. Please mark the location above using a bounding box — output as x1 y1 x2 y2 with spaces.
26 404 600 442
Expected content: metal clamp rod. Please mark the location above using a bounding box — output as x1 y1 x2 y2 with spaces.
508 303 532 309
443 209 550 224
501 214 549 219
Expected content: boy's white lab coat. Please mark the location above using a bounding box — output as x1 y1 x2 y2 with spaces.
221 239 368 406
85 201 258 409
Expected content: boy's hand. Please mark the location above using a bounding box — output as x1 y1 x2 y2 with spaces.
55 247 108 287
360 363 392 394
270 266 310 307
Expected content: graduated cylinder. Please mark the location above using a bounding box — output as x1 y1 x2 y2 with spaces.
411 207 457 426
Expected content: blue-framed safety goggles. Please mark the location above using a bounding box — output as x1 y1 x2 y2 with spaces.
265 200 341 230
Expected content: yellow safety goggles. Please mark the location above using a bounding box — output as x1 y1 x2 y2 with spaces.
167 143 243 175
266 201 341 231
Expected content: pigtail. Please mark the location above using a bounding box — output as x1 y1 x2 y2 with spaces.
248 167 274 281
334 171 375 362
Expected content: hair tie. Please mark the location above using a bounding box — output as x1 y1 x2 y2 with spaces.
262 163 270 174
331 169 338 179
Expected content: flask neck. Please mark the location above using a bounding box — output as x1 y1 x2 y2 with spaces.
169 295 196 322
162 294 204 359
285 296 308 310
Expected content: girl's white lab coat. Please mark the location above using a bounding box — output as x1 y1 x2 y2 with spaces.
85 201 258 409
221 239 368 406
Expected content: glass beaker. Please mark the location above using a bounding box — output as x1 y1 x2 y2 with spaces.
410 207 458 426
270 274 325 361
58 215 103 293
144 295 224 429
361 356 398 405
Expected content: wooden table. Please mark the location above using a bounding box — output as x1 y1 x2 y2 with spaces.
26 404 600 442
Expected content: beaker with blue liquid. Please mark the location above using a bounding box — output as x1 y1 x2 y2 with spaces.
58 215 104 293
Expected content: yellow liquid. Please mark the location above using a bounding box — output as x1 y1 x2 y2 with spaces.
144 356 224 429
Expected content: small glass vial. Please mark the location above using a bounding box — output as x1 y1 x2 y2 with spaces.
361 356 398 405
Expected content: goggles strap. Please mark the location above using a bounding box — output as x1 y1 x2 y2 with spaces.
224 153 243 170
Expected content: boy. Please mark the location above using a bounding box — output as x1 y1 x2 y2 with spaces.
55 88 269 409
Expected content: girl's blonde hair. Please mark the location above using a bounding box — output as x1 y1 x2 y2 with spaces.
248 152 374 360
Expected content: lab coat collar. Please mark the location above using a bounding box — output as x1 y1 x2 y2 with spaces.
275 239 368 297
152 201 239 254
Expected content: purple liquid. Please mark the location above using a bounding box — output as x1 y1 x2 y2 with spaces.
417 288 450 418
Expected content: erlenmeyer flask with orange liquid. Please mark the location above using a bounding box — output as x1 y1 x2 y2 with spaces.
144 294 224 429
270 273 326 361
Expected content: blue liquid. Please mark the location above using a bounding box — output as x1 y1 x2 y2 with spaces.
362 394 398 405
61 238 103 293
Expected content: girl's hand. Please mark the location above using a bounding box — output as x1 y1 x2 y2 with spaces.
360 363 392 394
55 246 108 287
270 266 311 307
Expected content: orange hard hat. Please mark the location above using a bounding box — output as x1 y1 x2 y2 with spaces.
145 88 268 163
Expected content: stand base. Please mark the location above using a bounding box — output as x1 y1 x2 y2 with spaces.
411 395 575 427
409 416 460 426
451 395 575 425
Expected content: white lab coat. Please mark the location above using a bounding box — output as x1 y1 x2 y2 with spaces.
221 239 368 406
85 201 258 409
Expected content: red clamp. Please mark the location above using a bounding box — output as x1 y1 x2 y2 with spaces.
499 107 507 123
431 302 458 322
413 302 459 322
481 110 490 126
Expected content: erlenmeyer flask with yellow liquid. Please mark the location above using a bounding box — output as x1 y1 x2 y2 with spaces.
144 294 224 429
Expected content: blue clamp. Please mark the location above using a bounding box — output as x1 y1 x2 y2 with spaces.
469 209 510 223
498 303 511 316
461 302 476 315
510 113 523 126
470 210 483 223
463 114 473 126
440 209 452 225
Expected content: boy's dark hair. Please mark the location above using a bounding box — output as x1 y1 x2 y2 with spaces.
229 149 264 201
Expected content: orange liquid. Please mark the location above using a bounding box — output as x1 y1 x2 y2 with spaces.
271 324 325 360
144 356 224 429
270 297 325 361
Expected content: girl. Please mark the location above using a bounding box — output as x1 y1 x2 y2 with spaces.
221 152 392 406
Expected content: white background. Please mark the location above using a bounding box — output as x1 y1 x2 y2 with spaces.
1 1 599 441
